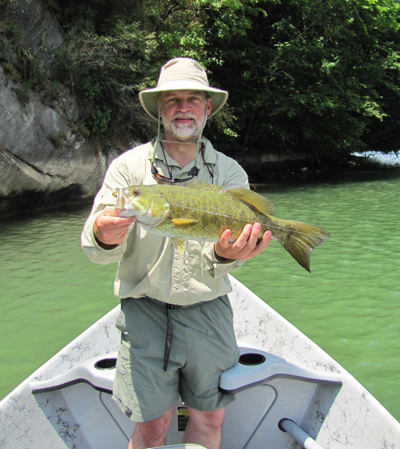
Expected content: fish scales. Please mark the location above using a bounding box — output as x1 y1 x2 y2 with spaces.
113 181 330 272
161 186 263 241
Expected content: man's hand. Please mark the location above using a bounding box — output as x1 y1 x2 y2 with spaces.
94 208 136 248
214 223 272 261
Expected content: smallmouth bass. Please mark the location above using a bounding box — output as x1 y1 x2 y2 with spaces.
113 181 329 272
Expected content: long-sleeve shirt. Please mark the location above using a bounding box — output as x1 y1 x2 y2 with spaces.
81 137 249 305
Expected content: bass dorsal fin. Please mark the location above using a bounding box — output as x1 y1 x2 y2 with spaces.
187 180 226 192
228 188 275 215
186 180 275 215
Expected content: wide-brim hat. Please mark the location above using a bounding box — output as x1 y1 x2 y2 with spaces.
139 58 228 121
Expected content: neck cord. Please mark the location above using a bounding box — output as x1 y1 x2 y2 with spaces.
160 143 173 179
154 137 214 184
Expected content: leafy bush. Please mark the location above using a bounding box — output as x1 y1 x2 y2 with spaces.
199 0 400 158
53 0 400 160
56 19 159 144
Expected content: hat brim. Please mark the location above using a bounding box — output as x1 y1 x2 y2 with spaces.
139 80 228 121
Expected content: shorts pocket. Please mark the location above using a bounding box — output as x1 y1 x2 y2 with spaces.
115 339 131 376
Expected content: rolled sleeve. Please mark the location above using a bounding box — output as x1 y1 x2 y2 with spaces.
81 208 130 264
80 155 136 265
202 242 244 278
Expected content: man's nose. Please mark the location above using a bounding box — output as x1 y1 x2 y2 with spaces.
176 100 190 111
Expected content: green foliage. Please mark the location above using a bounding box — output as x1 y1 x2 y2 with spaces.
56 14 159 140
52 0 400 159
197 0 400 157
13 84 30 104
3 61 21 82
89 106 111 134
55 0 214 143
0 3 48 96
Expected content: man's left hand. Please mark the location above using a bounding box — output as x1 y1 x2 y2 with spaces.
214 223 272 261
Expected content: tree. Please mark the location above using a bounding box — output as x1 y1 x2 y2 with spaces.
54 0 400 161
198 0 400 159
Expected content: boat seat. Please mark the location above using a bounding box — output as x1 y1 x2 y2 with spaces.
30 353 118 394
30 345 342 395
29 346 342 449
219 345 342 394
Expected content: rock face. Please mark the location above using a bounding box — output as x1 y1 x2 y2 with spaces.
0 67 113 215
5 0 64 74
0 0 116 216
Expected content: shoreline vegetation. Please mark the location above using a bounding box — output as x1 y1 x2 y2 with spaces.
1 0 400 215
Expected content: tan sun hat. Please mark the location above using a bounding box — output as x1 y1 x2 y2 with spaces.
139 58 228 121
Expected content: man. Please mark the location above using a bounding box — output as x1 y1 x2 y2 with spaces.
81 58 271 449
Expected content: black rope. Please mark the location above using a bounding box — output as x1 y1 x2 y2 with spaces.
163 304 180 371
159 142 214 184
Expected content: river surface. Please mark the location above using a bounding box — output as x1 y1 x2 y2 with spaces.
1 160 399 422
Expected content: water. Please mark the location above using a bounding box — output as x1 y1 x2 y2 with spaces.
1 165 399 422
0 207 118 393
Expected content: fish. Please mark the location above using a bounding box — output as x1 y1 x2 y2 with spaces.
113 181 330 272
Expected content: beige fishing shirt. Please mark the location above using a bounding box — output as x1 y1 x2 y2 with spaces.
81 137 249 305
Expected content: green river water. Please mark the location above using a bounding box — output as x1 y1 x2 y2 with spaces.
1 162 399 422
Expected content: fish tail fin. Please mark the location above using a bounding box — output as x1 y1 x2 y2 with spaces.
273 219 330 272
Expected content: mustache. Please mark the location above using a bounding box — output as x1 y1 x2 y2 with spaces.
172 112 197 121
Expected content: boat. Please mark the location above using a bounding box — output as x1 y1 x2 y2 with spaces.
1 275 399 448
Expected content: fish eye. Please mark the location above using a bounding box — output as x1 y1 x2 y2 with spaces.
133 188 140 196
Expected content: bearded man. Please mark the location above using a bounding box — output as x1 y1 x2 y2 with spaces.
81 58 271 449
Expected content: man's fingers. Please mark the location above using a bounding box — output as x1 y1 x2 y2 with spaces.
247 230 271 258
94 209 136 246
233 224 253 250
99 209 136 227
263 230 272 243
215 224 271 261
246 223 262 249
219 229 232 247
101 207 118 217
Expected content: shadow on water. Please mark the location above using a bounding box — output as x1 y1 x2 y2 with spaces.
251 164 400 194
0 201 94 224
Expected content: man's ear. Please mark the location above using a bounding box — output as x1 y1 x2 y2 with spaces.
206 97 213 116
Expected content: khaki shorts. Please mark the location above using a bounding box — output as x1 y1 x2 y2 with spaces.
112 295 240 422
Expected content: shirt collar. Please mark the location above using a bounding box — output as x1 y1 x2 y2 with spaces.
147 136 217 168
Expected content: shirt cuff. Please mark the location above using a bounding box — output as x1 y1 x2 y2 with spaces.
202 242 243 278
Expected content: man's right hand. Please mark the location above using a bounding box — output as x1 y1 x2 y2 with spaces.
93 208 136 249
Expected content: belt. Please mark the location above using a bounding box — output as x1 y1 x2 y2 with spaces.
164 304 181 371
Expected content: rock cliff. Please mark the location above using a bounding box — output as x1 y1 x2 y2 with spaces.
0 0 116 216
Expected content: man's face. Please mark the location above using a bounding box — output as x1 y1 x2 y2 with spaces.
160 90 213 142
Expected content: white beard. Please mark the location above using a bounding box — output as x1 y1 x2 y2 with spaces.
171 122 197 139
163 113 204 142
